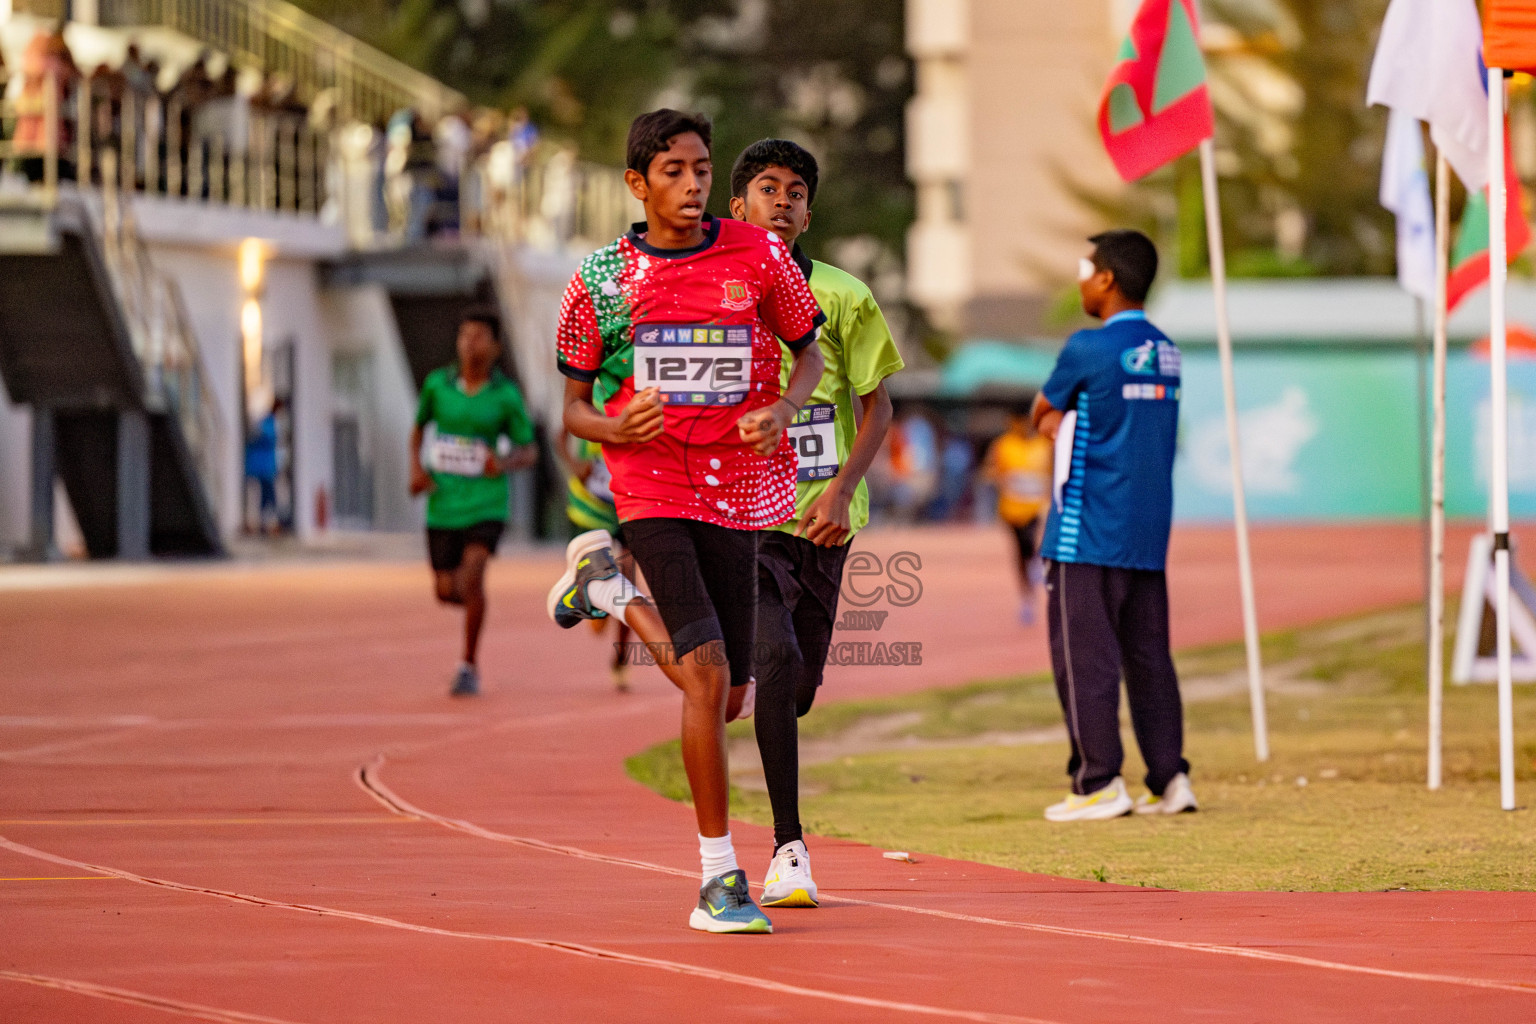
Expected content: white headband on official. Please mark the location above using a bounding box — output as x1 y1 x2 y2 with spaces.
1078 257 1097 282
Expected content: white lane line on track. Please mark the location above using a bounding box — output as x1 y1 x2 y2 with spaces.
0 729 155 761
356 757 695 879
357 759 1536 997
0 702 668 764
0 969 312 1024
0 716 159 728
0 836 1058 1024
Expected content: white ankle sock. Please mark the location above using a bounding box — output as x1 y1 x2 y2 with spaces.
699 832 739 883
586 572 645 622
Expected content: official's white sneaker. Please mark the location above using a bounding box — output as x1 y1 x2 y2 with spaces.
1134 772 1198 815
1044 777 1133 822
761 839 818 908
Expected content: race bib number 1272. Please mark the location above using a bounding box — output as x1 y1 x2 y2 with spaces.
633 323 754 406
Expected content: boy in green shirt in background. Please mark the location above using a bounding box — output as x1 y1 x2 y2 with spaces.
409 308 537 697
730 139 905 907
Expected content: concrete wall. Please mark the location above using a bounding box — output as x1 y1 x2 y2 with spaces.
135 200 350 542
906 0 1125 339
315 283 420 532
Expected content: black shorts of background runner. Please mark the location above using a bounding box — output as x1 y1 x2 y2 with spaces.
754 530 852 850
427 521 505 572
1045 560 1189 797
619 518 758 688
1010 516 1040 572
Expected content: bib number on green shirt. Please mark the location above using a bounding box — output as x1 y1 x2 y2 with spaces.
787 404 840 482
634 323 752 406
430 433 490 477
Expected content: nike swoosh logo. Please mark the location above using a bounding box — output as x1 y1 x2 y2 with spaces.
562 590 576 609
708 903 726 917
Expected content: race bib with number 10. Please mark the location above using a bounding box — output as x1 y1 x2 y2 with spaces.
786 404 840 482
633 323 754 406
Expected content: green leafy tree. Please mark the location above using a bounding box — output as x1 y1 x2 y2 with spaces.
1074 0 1396 280
1204 0 1395 278
293 0 911 271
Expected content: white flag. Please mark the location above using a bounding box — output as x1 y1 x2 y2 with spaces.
1367 0 1488 192
1381 108 1437 303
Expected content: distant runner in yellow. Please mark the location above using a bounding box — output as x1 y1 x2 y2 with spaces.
983 405 1053 625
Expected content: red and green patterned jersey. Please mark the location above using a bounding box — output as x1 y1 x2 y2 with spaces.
556 216 826 529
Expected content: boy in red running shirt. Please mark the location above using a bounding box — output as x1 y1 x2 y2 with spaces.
546 109 826 934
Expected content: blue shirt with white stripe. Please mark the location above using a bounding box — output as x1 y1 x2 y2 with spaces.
1040 310 1181 572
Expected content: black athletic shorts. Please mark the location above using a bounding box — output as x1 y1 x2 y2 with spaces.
757 531 852 692
619 517 758 687
1010 517 1041 566
426 520 505 572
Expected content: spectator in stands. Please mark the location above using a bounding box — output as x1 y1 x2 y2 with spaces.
432 110 470 235
368 120 389 234
13 29 79 182
197 64 246 196
509 105 538 177
120 44 161 187
537 141 576 245
169 51 216 195
88 62 127 181
385 108 438 242
460 109 503 234
121 43 156 95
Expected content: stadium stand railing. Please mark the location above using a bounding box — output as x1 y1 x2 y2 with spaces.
14 0 463 124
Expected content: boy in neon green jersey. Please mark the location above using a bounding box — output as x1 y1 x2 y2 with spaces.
409 308 537 697
729 139 905 907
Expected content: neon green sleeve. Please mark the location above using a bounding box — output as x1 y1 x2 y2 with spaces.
843 293 905 396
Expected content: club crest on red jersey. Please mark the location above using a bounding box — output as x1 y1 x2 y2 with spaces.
721 280 753 312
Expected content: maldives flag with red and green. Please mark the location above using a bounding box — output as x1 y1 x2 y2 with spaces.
1099 0 1215 181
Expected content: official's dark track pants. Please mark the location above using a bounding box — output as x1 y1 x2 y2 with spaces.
1045 560 1190 796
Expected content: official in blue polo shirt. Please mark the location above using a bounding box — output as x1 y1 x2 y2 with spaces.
1030 229 1197 822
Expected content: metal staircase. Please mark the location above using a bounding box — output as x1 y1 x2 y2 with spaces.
0 170 224 558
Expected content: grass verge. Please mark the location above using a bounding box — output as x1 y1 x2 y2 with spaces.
626 604 1536 891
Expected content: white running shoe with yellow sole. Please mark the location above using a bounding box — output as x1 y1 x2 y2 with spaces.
1134 772 1198 815
761 839 818 908
1044 777 1133 822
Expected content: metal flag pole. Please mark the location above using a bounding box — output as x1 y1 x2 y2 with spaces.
1429 150 1451 792
1486 67 1517 811
1198 137 1269 762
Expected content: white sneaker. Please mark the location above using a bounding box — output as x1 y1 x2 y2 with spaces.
1134 772 1198 815
761 839 818 908
1044 777 1133 822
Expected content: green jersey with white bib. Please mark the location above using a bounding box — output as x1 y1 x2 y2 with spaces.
415 365 535 529
774 252 905 539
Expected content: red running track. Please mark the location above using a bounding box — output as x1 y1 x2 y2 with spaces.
1 522 1532 1023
